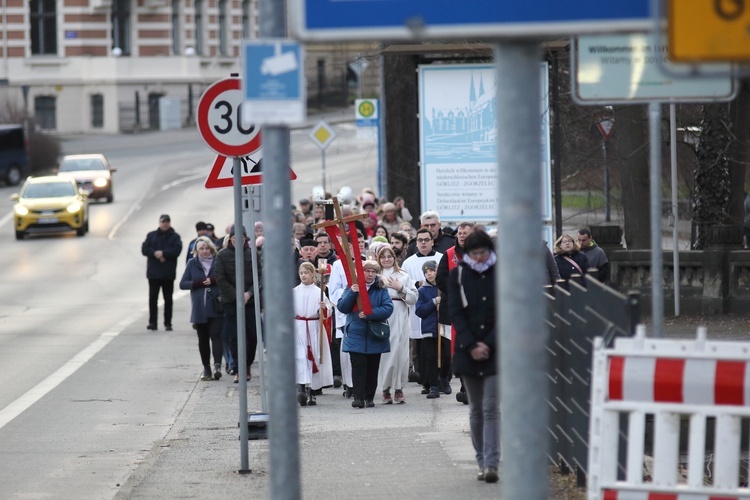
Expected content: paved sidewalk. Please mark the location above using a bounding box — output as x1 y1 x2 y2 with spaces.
114 362 502 499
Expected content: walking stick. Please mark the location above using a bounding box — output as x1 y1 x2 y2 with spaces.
436 293 442 368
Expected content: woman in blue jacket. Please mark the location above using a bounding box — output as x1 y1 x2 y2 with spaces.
338 259 394 409
179 236 224 381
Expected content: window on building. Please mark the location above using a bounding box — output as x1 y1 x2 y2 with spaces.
171 0 180 54
111 0 131 56
30 0 57 55
241 0 251 39
218 0 228 56
91 95 104 128
194 0 204 55
35 96 56 130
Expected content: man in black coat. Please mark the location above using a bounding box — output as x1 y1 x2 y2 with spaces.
141 214 183 331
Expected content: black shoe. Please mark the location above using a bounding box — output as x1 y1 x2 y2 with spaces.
297 391 308 407
228 368 238 376
147 324 157 331
333 376 342 388
456 391 469 405
307 388 317 406
408 371 420 383
426 388 440 399
311 388 323 396
484 467 499 483
351 399 364 409
440 378 453 395
344 386 353 399
165 324 173 331
421 387 430 395
200 368 212 381
365 400 375 408
213 365 222 380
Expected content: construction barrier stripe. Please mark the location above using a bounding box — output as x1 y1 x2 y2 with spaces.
602 489 742 500
607 356 750 406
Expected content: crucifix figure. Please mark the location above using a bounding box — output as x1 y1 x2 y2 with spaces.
312 198 372 315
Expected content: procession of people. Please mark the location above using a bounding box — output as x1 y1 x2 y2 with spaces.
155 188 611 484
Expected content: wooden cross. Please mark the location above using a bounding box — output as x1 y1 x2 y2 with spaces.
312 198 370 313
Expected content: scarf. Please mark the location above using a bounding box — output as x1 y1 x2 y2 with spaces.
462 251 497 273
198 256 213 276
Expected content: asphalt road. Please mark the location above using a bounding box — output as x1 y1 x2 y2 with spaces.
0 116 378 498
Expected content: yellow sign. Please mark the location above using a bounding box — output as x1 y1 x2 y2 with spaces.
309 120 337 150
669 0 750 61
357 100 375 118
313 126 331 144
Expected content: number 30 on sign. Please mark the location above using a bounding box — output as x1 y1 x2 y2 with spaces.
197 77 262 157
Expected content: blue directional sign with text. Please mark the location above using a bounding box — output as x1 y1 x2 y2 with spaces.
291 0 651 41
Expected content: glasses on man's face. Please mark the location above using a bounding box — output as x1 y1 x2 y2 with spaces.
416 238 431 243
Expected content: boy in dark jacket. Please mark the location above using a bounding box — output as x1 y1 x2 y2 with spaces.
415 260 450 398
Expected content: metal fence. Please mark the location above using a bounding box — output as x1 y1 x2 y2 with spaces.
545 276 641 487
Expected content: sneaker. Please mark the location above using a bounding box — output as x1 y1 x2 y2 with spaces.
456 390 469 405
440 378 453 395
394 389 405 404
477 469 485 481
426 388 440 399
484 467 499 483
408 371 420 383
351 399 364 409
382 390 393 404
200 368 212 381
146 324 157 331
228 368 238 376
365 400 375 408
213 365 222 380
333 376 342 388
165 324 173 331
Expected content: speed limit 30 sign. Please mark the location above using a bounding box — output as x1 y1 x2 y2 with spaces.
197 77 262 157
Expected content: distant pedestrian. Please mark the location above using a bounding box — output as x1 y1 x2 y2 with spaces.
186 221 208 263
448 230 499 483
554 233 589 290
338 259 394 409
141 214 182 331
180 236 224 381
215 225 260 383
577 228 609 283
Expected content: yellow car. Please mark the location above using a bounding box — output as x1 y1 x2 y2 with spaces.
11 176 89 240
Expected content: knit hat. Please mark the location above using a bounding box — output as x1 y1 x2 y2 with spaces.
372 235 388 244
362 259 381 272
195 221 207 231
229 225 247 237
381 202 396 212
159 214 171 222
422 260 437 274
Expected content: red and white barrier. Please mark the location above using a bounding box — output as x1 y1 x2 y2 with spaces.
588 325 750 500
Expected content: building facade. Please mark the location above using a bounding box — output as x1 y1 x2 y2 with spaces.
1 0 380 134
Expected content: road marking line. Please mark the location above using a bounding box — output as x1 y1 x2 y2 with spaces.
0 211 13 229
107 172 206 241
0 291 189 430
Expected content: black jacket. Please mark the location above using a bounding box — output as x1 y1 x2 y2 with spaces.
554 250 589 289
435 244 464 325
141 227 182 280
448 261 497 378
405 231 456 258
215 242 260 306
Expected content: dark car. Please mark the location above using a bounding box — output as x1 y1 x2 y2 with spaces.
0 124 29 186
56 153 116 203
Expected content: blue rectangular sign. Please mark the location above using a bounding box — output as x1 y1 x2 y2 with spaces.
292 0 651 41
243 41 302 101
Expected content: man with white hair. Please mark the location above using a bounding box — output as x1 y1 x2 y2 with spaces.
406 210 456 257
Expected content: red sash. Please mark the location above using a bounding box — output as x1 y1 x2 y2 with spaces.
295 315 319 373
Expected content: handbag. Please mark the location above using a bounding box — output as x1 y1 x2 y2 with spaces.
367 320 390 340
207 287 224 314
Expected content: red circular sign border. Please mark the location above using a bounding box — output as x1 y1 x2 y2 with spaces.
197 78 262 157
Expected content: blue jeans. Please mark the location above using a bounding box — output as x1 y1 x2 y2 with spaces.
463 374 500 469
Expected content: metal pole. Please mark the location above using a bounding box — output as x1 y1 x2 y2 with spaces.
496 41 549 500
248 185 267 412
321 148 327 194
603 139 611 222
378 48 388 199
551 54 563 238
649 102 664 336
259 0 300 496
232 157 249 471
670 103 680 317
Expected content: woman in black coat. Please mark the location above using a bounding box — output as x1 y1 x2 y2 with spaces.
553 233 590 290
447 230 499 484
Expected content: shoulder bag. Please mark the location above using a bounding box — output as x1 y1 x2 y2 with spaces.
367 320 390 340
